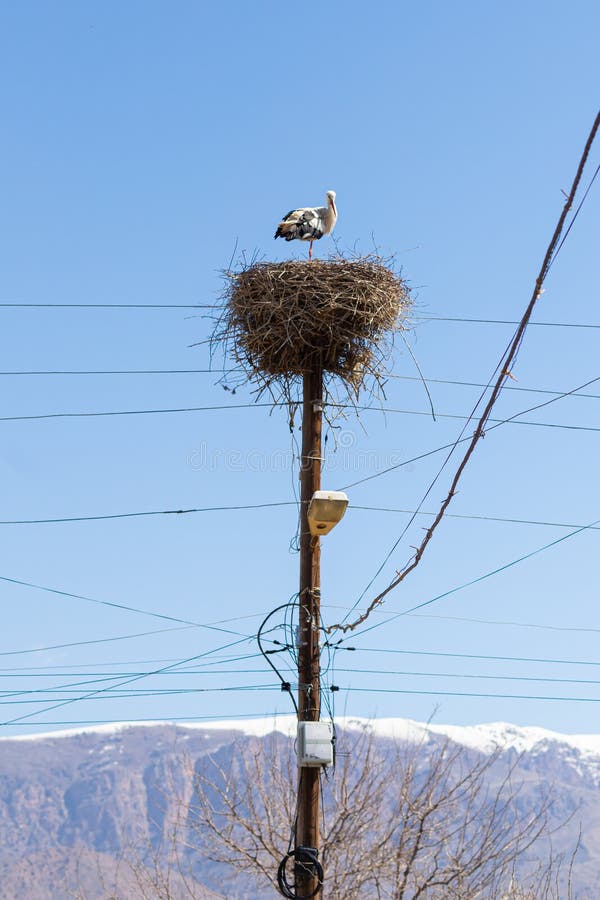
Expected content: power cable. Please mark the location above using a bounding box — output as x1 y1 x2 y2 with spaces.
329 110 600 634
351 516 600 640
0 667 268 682
414 315 600 329
0 635 253 727
1 501 596 534
347 405 600 433
335 372 600 626
333 667 600 688
0 573 251 637
347 645 600 669
0 711 295 728
343 686 600 703
338 374 600 492
0 368 598 406
257 601 299 715
0 684 280 705
351 507 600 532
0 502 295 526
0 303 218 309
0 369 232 376
2 398 600 429
0 401 272 423
0 625 196 657
2 303 600 329
0 652 263 673
388 374 600 400
408 612 600 634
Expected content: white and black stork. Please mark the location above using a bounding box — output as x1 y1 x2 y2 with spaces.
274 190 338 260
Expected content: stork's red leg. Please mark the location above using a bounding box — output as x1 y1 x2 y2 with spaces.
309 241 313 260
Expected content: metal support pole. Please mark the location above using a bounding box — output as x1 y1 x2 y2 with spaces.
296 363 323 897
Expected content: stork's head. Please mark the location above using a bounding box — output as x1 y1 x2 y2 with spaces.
326 190 337 215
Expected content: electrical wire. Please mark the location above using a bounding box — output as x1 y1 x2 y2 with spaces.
0 667 268 682
1 502 595 533
0 635 254 727
351 506 600 532
408 612 600 634
345 645 600 669
336 373 600 627
0 501 295 526
0 625 196 657
346 406 600 433
3 398 600 430
338 374 600 493
0 684 280 705
0 401 273 423
257 601 299 715
333 668 600 688
2 302 600 329
0 303 218 309
0 368 233 376
350 515 600 641
0 711 296 728
413 315 600 329
0 573 251 637
1 368 599 407
388 374 600 400
322 605 600 636
330 109 600 634
342 686 600 703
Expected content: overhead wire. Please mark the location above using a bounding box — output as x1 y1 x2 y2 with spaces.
333 667 600 688
341 686 600 704
0 302 219 309
335 372 600 625
342 645 600 669
0 501 597 534
1 368 599 408
2 396 600 429
0 501 296 526
328 111 600 634
257 601 299 715
0 624 196 657
0 684 280 705
2 302 600 330
0 651 263 673
0 711 296 728
338 373 600 492
0 634 254 727
0 572 251 637
0 667 268 682
350 516 600 641
413 315 600 329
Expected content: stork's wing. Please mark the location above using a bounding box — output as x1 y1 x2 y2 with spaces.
275 206 326 241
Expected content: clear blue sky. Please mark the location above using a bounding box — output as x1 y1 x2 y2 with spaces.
0 1 598 736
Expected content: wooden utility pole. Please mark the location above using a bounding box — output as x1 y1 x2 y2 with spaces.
296 362 323 897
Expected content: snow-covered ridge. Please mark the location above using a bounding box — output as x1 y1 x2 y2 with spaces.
4 715 600 759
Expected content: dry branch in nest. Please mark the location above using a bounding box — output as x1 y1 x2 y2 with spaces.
214 255 412 408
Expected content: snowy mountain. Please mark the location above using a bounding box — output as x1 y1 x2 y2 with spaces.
0 717 599 898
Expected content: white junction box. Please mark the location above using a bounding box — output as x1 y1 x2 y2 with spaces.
297 721 334 767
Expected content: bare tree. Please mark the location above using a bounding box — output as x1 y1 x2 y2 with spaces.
181 727 577 899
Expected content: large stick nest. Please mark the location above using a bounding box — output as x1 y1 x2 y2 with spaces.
214 254 412 405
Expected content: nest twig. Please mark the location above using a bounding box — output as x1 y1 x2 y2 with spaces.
212 253 412 412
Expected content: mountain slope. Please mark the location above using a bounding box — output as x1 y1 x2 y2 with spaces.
0 717 598 898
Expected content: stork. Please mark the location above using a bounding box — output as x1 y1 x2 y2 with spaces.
274 190 337 260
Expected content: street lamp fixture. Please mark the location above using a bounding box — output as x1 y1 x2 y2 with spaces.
307 490 349 536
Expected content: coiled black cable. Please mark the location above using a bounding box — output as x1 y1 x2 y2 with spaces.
277 846 323 899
